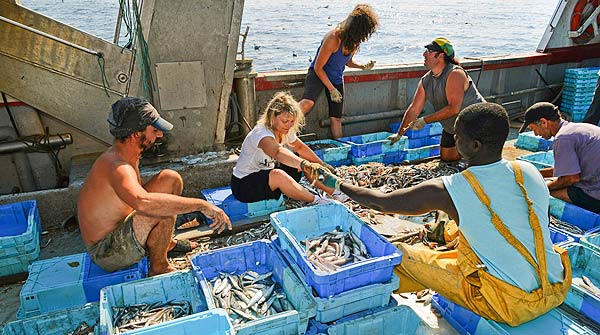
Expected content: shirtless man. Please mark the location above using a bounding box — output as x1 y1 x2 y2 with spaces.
77 97 231 276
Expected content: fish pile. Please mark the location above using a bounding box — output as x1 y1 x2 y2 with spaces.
111 301 192 333
549 215 585 235
66 321 95 335
303 227 370 272
572 275 600 298
306 142 340 151
208 271 292 326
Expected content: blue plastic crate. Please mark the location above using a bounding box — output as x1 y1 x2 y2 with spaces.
514 131 553 152
99 270 209 335
270 202 402 298
124 308 234 335
338 132 407 158
562 243 600 325
581 231 600 253
306 318 329 335
19 253 87 318
306 139 352 164
274 237 399 323
4 302 99 335
326 304 425 335
431 294 594 335
549 227 574 246
406 135 441 149
405 144 440 161
549 197 600 241
190 240 317 335
0 200 41 259
328 158 352 167
382 151 407 165
0 250 40 278
201 186 286 222
389 122 443 138
83 253 148 302
351 153 384 165
515 151 554 170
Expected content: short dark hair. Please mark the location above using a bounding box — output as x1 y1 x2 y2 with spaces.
456 102 509 151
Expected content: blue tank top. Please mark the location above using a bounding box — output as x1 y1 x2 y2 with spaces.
310 42 352 85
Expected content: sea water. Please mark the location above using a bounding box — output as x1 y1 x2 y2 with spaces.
19 0 557 72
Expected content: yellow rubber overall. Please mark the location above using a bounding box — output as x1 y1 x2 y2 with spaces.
394 162 571 326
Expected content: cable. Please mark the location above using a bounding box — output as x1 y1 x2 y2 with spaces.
1 92 20 138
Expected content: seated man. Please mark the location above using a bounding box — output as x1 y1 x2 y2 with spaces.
319 102 571 326
520 102 600 214
77 97 231 276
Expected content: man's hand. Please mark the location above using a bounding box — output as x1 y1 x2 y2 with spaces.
360 60 376 70
204 204 232 234
301 160 323 181
322 162 337 174
318 167 343 191
410 117 427 130
329 88 343 103
387 133 403 145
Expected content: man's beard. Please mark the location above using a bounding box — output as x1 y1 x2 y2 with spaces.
139 133 156 152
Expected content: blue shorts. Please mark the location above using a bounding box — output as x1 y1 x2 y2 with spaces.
567 185 600 214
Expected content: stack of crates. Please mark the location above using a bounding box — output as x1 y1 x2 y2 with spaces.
389 122 443 161
561 67 599 122
0 200 41 277
201 186 286 223
4 302 100 335
271 202 408 333
191 240 317 335
18 252 147 318
338 132 408 165
305 139 352 167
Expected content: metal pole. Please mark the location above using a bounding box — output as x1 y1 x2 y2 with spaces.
0 134 73 155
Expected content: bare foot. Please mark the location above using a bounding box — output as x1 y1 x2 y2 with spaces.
148 263 177 276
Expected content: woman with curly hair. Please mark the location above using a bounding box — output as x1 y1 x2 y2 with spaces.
299 4 379 139
232 92 345 204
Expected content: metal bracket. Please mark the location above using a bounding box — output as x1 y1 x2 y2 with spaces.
568 6 600 38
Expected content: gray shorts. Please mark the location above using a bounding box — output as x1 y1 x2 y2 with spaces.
86 212 146 272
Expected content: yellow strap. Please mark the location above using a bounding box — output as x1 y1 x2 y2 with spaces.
461 162 551 292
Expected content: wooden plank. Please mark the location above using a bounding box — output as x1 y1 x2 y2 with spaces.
174 216 269 240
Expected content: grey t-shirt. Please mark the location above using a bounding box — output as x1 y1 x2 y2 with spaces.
421 63 485 134
553 120 600 199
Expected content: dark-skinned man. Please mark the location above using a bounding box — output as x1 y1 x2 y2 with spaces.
319 102 571 326
520 102 600 214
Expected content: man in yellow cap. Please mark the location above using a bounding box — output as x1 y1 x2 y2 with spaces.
388 37 485 162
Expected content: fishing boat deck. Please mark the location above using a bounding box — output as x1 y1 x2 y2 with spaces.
0 134 531 333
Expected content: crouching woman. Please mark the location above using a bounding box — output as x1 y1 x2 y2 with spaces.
232 92 342 205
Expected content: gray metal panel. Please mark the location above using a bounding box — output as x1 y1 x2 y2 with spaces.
155 61 208 111
0 1 133 93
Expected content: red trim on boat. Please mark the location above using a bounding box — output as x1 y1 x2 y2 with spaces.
254 45 599 91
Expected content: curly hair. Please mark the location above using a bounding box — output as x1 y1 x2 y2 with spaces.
257 91 305 136
338 4 378 54
456 102 509 153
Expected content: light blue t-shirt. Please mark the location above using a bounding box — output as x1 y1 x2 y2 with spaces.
442 159 565 292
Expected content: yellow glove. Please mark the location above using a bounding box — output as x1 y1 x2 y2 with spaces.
301 160 323 181
386 133 403 145
361 60 376 70
329 88 343 103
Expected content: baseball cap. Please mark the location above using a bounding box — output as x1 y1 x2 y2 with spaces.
519 102 560 133
107 97 173 137
425 37 455 58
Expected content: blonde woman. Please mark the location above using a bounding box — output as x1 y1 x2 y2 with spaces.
232 92 345 204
